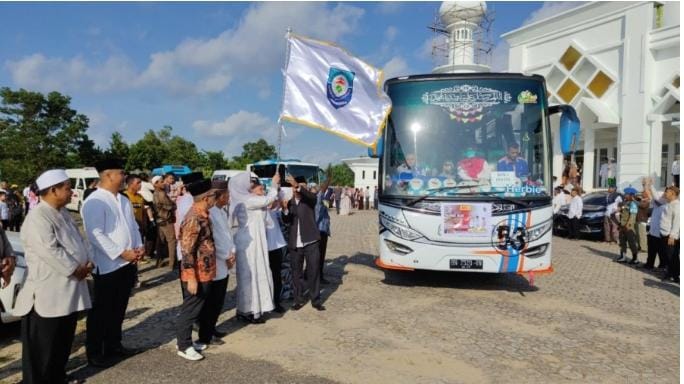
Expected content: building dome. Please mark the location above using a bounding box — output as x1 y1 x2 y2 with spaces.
439 1 487 26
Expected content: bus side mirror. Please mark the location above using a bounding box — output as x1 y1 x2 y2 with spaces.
367 136 384 158
549 105 580 155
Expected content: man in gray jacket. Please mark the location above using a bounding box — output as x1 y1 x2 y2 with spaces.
15 169 92 384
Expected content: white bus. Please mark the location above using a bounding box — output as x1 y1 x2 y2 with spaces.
247 159 324 190
374 73 578 274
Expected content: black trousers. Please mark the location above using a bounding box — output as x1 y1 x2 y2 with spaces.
197 277 228 344
568 218 580 239
674 174 679 188
662 237 680 279
268 248 283 306
86 263 136 358
335 200 340 215
9 214 22 232
176 281 211 351
22 310 77 384
646 235 664 268
290 242 321 305
318 233 328 276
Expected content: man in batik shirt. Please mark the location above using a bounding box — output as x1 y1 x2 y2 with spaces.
175 179 217 361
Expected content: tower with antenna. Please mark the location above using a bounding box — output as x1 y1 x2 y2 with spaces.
430 1 494 73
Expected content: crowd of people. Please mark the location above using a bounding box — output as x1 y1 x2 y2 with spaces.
331 185 378 216
553 176 680 284
0 158 348 383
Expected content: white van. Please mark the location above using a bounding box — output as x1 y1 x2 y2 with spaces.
0 230 27 325
211 170 242 183
65 167 99 211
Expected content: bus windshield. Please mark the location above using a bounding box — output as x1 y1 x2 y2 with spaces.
381 77 550 199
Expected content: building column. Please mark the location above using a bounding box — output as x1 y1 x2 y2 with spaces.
582 125 595 192
648 116 664 187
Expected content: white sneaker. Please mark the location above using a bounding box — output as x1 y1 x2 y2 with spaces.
177 346 204 361
192 341 208 351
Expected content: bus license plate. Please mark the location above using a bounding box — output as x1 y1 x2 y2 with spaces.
449 259 483 270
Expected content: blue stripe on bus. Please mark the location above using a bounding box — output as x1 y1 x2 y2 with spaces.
506 213 521 273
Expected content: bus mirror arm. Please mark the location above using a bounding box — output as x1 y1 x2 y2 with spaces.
548 104 580 155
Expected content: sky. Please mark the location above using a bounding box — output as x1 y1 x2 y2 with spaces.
0 1 582 167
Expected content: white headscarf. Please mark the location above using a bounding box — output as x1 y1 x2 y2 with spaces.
228 171 252 218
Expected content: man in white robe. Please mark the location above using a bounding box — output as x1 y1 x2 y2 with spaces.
16 169 92 383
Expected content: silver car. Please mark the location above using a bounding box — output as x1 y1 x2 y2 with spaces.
0 230 27 324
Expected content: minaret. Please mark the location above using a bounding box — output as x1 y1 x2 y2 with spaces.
433 1 491 73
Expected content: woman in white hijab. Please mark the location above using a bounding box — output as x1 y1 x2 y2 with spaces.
229 171 280 323
340 187 352 216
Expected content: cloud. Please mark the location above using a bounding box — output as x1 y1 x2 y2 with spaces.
384 26 399 42
383 56 410 80
5 54 138 94
522 2 585 26
5 3 365 96
376 2 402 15
193 110 271 137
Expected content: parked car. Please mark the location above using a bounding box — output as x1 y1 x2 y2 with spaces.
554 191 620 239
0 230 27 324
65 167 100 212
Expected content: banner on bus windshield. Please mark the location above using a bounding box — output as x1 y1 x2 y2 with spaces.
441 203 493 238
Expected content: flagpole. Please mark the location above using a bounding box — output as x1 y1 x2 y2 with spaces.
277 27 294 163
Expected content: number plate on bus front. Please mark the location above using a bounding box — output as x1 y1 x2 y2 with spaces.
449 259 483 270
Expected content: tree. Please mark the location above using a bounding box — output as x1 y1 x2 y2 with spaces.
127 129 168 171
106 132 129 163
228 139 276 170
0 87 98 184
126 126 208 172
200 150 229 171
329 163 354 186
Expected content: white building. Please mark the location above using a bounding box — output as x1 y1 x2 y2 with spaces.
341 156 379 191
503 1 680 191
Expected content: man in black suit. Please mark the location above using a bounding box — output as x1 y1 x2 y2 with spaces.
282 175 325 311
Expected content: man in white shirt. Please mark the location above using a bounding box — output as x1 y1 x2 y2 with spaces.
202 180 236 345
266 191 288 313
552 187 567 215
660 186 680 283
566 188 583 240
0 191 9 229
672 154 680 188
82 159 144 367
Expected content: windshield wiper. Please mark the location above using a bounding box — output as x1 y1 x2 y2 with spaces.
405 186 538 208
405 184 488 207
456 190 535 208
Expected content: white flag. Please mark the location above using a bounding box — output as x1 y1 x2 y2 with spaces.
280 34 392 148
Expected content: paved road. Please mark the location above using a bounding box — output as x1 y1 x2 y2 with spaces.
0 210 679 383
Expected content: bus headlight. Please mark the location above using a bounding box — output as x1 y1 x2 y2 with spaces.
527 220 552 242
380 216 423 241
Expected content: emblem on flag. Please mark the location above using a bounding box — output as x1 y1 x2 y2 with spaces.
326 68 355 109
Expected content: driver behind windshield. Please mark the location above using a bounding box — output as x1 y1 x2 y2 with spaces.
496 142 529 179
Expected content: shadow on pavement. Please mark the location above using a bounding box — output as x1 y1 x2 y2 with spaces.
581 245 618 261
643 278 680 297
335 252 538 293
